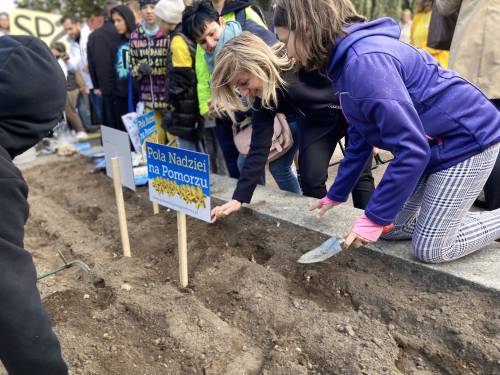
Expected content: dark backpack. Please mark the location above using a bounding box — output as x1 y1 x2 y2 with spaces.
234 1 269 30
235 8 277 47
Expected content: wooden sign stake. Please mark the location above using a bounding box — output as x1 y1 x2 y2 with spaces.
177 212 188 288
152 133 161 216
111 157 132 257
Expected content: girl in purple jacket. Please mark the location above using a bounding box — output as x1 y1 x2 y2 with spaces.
211 0 500 263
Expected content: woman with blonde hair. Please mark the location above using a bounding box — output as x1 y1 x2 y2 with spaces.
211 31 375 220
212 0 500 263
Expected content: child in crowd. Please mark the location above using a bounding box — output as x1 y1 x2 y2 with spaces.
129 0 170 144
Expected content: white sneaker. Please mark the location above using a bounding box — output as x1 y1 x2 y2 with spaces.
75 131 88 141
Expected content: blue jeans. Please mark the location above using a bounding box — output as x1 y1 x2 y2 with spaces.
77 93 92 132
90 91 103 125
268 121 301 194
215 118 240 179
177 137 205 153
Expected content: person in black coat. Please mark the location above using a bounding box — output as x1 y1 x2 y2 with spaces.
0 35 68 374
88 1 121 129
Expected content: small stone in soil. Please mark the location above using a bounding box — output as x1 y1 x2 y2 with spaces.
120 283 132 291
83 294 90 299
345 325 355 337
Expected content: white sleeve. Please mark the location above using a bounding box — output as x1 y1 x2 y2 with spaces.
66 41 82 73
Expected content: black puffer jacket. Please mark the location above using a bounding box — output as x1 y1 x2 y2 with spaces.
163 25 202 141
0 35 68 374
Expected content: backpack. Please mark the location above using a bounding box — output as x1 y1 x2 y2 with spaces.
234 0 268 29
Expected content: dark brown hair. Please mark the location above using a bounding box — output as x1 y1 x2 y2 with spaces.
274 0 365 70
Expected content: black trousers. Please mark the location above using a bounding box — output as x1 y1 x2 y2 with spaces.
298 127 375 209
113 96 130 133
215 118 240 179
102 94 116 130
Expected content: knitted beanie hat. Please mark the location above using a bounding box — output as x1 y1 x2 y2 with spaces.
154 0 185 25
139 0 159 9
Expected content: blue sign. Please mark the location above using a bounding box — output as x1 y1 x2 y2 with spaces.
138 111 157 146
146 142 211 222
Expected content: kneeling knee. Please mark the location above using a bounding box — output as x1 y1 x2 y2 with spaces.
411 238 451 264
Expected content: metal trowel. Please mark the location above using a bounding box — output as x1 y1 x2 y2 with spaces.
297 236 350 264
298 224 394 264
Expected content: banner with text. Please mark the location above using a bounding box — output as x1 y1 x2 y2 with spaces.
10 9 65 46
146 143 210 222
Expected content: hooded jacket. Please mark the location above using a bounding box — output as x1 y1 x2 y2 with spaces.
195 0 266 115
88 20 122 95
112 5 138 99
0 35 67 374
325 17 500 226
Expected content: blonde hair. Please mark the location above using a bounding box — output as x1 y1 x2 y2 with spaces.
274 0 365 70
211 32 293 117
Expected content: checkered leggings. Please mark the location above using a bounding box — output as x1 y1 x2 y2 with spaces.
382 144 500 263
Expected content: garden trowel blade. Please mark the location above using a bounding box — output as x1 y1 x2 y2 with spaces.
297 236 345 264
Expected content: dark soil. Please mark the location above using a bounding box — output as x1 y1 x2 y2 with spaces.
7 157 499 375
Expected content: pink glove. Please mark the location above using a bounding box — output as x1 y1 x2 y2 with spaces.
350 215 393 242
319 196 341 207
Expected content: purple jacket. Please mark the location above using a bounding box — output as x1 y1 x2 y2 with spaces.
326 17 500 226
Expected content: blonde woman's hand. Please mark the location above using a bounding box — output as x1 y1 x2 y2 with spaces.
309 196 341 220
211 200 242 223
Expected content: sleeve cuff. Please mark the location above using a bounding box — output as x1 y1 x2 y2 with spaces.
365 210 393 226
326 190 348 203
232 190 251 204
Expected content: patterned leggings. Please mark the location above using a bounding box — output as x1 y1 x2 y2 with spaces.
382 144 500 263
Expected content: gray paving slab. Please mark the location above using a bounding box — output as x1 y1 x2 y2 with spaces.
211 174 500 295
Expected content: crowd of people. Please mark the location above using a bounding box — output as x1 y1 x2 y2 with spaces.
0 0 498 373
6 0 375 211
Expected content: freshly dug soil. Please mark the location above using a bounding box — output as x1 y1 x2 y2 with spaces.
8 157 500 374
